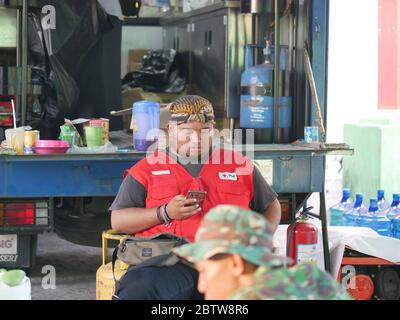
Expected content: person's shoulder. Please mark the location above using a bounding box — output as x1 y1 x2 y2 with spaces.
217 147 253 167
230 265 352 301
130 149 169 170
293 264 353 300
218 147 249 158
128 149 170 183
228 283 271 300
229 267 287 300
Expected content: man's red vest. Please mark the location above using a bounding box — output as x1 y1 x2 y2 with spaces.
128 147 254 242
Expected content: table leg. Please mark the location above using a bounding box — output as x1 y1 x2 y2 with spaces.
320 189 331 273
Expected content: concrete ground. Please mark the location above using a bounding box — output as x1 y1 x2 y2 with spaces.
30 232 102 300
28 157 343 300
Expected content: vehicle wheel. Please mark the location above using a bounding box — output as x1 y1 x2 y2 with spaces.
54 197 113 247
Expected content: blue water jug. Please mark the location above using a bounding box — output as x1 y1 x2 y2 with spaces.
329 188 353 226
388 194 400 220
357 198 392 237
393 215 400 239
357 198 377 229
343 193 367 226
388 194 400 237
133 101 160 151
377 189 391 214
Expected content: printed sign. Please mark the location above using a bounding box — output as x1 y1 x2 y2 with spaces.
0 235 17 255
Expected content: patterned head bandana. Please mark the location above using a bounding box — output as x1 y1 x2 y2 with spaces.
169 95 215 125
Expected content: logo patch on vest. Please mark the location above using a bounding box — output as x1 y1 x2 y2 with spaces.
152 170 171 176
219 172 238 181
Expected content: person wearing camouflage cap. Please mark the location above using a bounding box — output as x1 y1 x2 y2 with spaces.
110 96 281 300
174 205 352 300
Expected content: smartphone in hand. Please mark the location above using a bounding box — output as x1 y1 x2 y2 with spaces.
185 190 207 207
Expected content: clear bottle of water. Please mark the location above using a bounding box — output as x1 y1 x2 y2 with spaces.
357 198 392 237
343 193 367 226
377 189 391 215
329 188 353 226
393 214 400 239
357 198 376 229
388 194 400 220
388 194 400 237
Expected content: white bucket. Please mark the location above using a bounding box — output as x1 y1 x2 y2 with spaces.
0 277 32 300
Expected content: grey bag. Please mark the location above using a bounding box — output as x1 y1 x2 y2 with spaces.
117 233 188 267
111 233 189 282
111 233 189 300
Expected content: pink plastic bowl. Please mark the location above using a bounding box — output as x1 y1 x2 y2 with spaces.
34 140 69 154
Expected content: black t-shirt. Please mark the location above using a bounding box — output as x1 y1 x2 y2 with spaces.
109 157 278 215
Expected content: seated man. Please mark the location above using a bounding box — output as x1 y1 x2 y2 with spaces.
174 205 352 300
109 95 281 300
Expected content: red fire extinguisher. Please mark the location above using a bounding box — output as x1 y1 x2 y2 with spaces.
287 207 319 268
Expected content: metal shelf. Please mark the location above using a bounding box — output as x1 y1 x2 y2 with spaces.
123 17 161 26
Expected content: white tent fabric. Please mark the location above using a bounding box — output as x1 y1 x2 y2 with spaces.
274 225 400 278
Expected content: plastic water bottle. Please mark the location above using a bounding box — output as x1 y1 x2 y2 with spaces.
343 193 367 226
388 194 400 220
388 194 400 237
329 188 353 226
357 198 392 237
377 189 391 215
357 198 377 230
393 214 400 239
374 205 392 237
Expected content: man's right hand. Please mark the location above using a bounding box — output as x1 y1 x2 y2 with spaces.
166 195 202 221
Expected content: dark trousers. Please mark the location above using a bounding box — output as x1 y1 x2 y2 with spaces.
113 262 204 300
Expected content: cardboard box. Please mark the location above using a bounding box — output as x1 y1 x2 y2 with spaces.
127 49 149 74
122 88 143 110
121 88 146 131
128 62 143 72
128 49 149 64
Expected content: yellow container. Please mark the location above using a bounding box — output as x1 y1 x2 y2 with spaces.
24 130 40 147
96 230 129 300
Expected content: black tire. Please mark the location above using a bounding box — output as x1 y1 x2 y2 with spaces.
54 197 113 248
376 267 400 300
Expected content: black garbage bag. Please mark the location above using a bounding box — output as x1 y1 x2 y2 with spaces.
26 0 123 138
26 12 69 139
119 0 141 17
122 49 186 94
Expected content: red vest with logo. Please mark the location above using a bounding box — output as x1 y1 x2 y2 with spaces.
128 147 254 242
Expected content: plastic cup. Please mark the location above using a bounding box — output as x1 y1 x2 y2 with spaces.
5 128 25 155
89 119 109 145
304 127 319 143
24 131 40 148
61 131 76 147
85 126 103 147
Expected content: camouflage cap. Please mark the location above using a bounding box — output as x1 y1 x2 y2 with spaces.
169 95 215 124
173 205 289 267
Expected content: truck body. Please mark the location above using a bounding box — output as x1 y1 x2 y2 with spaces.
0 0 346 272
